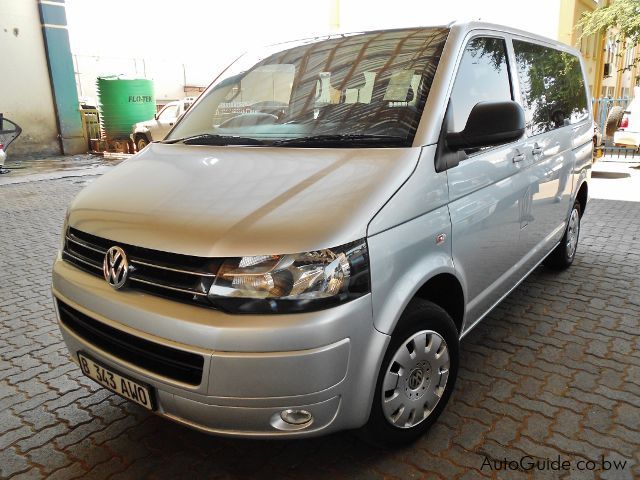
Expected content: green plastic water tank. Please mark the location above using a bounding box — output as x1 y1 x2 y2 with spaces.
97 77 156 139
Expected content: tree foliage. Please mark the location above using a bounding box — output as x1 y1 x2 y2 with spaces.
578 0 640 43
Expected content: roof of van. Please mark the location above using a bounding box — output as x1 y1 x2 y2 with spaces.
268 21 582 58
449 20 578 52
322 21 580 56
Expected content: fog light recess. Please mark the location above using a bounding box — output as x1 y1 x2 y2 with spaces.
281 409 312 425
270 409 314 431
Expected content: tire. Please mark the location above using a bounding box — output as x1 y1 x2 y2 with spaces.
135 134 149 152
359 299 459 447
544 201 581 270
605 106 624 137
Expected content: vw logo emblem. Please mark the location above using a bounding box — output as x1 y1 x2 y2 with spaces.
408 368 424 390
103 246 129 289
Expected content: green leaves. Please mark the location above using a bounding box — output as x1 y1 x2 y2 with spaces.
578 0 640 43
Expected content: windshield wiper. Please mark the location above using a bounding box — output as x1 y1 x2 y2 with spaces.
271 134 407 147
163 134 265 146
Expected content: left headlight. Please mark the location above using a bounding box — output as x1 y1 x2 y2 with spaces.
208 239 370 313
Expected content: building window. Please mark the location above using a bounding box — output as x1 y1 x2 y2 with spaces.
624 40 634 69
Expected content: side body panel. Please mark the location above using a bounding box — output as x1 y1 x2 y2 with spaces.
508 33 593 273
411 25 593 337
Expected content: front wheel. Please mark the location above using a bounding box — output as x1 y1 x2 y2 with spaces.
359 299 459 447
135 134 149 152
545 201 581 270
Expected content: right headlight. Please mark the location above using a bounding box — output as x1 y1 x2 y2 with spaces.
208 239 370 313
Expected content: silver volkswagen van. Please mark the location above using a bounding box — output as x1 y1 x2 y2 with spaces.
52 21 592 445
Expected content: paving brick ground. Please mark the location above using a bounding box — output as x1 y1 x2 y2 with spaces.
1 166 639 479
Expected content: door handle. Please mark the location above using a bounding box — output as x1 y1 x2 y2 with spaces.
169 122 174 126
512 153 526 163
532 144 543 156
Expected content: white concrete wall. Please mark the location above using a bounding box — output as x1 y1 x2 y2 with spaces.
0 0 59 155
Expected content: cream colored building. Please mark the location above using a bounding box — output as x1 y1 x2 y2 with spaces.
0 1 60 155
1 0 85 155
558 0 639 99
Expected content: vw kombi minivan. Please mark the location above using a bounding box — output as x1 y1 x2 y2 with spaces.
52 21 592 445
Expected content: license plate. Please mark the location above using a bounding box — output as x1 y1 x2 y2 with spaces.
77 352 155 411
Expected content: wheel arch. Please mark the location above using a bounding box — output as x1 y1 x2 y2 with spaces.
374 265 467 338
575 180 588 217
412 273 465 335
134 132 151 143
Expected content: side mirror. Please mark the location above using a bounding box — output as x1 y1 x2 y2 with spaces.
154 113 159 120
446 101 525 150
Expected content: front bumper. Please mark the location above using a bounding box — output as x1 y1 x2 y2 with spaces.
52 255 389 438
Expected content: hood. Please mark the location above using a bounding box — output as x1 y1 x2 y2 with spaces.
68 143 420 257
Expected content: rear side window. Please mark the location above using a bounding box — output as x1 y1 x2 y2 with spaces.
449 37 512 133
513 40 589 136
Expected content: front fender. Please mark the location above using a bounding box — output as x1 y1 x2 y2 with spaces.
368 206 466 335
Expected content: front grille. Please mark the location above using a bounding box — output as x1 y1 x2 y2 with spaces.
57 300 204 385
62 227 222 308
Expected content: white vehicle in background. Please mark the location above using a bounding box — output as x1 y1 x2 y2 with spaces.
0 144 6 169
131 97 194 151
609 87 640 148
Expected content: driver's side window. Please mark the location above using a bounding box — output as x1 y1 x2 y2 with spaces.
448 36 512 133
158 105 178 121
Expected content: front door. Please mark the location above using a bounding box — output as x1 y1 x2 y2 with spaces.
444 35 530 328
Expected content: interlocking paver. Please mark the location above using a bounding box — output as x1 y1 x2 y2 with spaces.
27 442 72 475
1 164 639 479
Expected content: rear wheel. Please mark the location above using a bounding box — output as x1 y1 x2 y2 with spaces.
135 134 149 152
545 201 581 270
360 299 459 447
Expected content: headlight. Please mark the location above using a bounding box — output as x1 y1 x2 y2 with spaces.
208 239 369 313
60 209 70 250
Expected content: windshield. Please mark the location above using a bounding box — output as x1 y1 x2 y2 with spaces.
168 27 449 147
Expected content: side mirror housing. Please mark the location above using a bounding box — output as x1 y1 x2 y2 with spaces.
446 101 525 151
